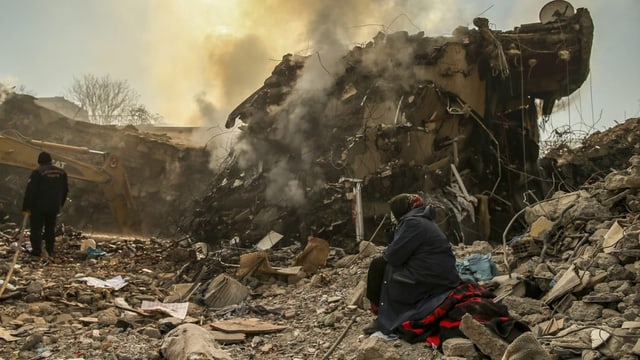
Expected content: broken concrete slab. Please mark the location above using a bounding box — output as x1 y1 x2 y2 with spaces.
501 332 550 359
604 156 640 190
524 191 588 224
160 323 232 360
568 301 604 322
0 326 19 342
203 274 250 309
459 313 508 360
255 230 284 250
441 337 479 359
590 328 611 349
209 318 287 334
543 265 582 305
346 280 367 308
529 216 555 241
355 336 402 360
603 220 626 254
210 330 245 344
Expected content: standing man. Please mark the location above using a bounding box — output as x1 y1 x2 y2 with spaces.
22 151 68 259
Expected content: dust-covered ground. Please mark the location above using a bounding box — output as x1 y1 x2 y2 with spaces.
0 230 446 360
2 148 640 360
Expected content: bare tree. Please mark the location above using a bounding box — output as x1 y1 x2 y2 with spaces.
127 105 163 126
67 74 140 125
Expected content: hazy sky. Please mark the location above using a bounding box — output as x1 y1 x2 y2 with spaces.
1 0 638 135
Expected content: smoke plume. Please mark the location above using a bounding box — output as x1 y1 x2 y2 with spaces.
145 0 480 206
146 0 472 127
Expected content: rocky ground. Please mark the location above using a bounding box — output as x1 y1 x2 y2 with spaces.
1 154 640 360
0 229 447 360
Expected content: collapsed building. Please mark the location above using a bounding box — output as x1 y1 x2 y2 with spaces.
0 94 214 236
189 5 594 249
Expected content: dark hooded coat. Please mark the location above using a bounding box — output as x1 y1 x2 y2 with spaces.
377 205 461 333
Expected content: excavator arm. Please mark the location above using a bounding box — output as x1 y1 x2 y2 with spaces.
0 133 137 233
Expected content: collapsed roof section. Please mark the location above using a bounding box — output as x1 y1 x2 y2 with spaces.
0 94 214 236
190 5 593 248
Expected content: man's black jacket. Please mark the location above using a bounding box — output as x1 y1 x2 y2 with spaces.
22 163 69 214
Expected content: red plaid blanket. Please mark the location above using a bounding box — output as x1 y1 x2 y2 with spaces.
397 281 529 348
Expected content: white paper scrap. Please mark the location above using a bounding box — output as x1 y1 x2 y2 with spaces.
77 275 127 290
140 301 189 320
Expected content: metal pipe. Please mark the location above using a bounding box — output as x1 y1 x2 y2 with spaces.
354 181 364 242
339 177 365 242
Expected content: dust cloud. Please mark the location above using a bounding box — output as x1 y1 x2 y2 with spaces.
146 0 470 127
145 0 473 202
0 82 12 106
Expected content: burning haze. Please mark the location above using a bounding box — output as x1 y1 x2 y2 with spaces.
146 0 490 126
1 1 638 138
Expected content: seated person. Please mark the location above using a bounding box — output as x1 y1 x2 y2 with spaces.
365 193 461 334
366 194 530 351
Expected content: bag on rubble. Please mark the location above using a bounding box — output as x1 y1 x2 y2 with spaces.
86 247 106 258
456 253 499 283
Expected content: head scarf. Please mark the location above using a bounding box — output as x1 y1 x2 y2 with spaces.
388 193 424 223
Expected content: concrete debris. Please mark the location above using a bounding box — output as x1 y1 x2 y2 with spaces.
542 118 640 190
354 336 402 360
209 318 287 334
255 230 284 250
292 236 330 273
0 140 639 359
3 3 640 360
188 5 594 252
459 313 509 360
501 332 550 360
441 337 479 359
160 323 232 360
202 274 250 308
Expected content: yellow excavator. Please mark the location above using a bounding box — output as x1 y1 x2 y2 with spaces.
0 131 137 233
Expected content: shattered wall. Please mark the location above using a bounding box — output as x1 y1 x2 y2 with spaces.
541 117 640 192
0 94 214 236
188 8 593 249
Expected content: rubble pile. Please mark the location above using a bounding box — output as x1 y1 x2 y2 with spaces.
0 139 639 359
498 154 640 359
5 2 640 359
188 7 594 250
0 94 215 235
541 117 640 191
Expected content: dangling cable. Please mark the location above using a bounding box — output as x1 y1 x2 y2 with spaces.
557 21 571 144
589 72 595 127
516 29 529 193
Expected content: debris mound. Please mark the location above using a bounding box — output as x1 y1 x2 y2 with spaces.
541 117 640 190
0 117 639 360
189 7 594 250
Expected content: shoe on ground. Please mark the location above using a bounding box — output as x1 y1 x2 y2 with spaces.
26 254 49 266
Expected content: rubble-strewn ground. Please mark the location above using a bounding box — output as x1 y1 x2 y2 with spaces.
1 133 640 359
1 10 638 357
0 228 449 360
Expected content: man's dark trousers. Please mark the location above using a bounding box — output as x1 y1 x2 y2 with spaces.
30 211 57 256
